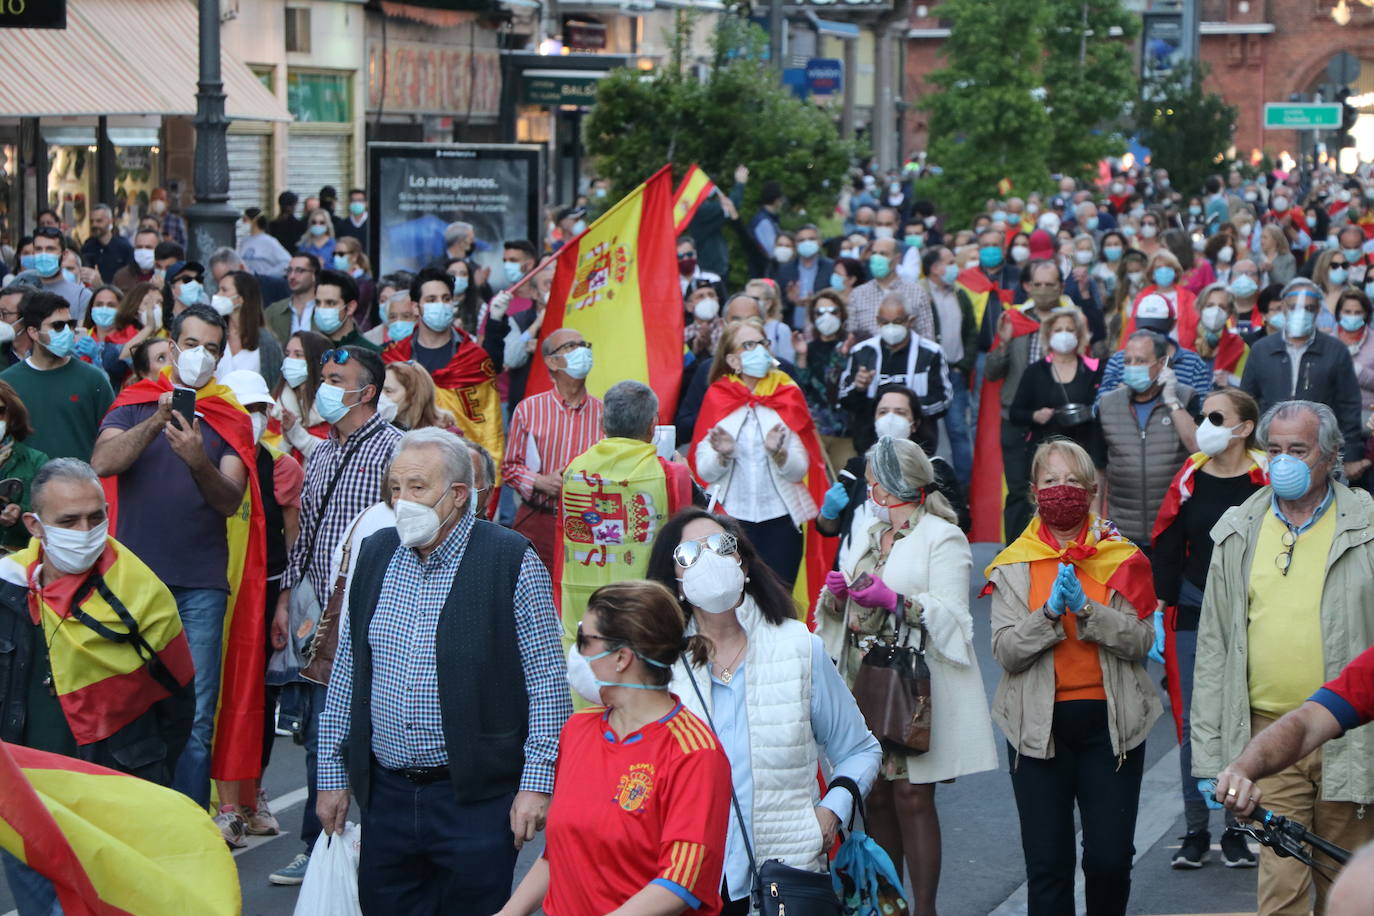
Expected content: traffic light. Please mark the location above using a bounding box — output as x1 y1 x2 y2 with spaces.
1336 87 1358 149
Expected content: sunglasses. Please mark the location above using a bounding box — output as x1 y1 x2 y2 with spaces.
1205 411 1229 427
45 320 78 332
672 532 738 569
574 622 620 653
320 349 354 366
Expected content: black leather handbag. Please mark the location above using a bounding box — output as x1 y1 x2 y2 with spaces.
683 662 842 916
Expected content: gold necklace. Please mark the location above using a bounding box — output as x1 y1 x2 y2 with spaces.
715 640 747 684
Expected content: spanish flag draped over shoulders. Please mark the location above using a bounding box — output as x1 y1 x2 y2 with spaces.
100 368 266 783
527 165 684 422
688 369 836 627
984 513 1156 619
966 291 1040 544
0 739 240 915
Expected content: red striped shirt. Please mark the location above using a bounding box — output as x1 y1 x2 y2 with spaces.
502 389 604 509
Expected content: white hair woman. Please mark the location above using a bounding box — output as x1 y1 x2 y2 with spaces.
816 436 997 916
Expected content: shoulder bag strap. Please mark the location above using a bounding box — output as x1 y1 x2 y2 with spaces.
681 659 763 908
298 423 384 578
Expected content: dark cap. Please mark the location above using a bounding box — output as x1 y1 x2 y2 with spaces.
168 260 204 281
557 206 587 223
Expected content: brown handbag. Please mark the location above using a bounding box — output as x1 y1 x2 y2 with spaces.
300 519 361 687
850 622 931 756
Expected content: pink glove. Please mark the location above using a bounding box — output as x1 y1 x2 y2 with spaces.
850 574 899 613
824 571 850 602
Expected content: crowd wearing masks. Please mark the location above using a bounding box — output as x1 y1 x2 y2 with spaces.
5 159 1374 916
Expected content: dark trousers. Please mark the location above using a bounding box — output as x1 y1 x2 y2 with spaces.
1001 420 1033 543
739 515 803 587
1009 700 1145 916
358 763 516 915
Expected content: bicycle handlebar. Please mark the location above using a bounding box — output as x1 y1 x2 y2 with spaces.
1219 796 1353 867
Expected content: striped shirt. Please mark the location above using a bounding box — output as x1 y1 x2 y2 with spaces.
317 511 571 793
501 388 605 511
282 411 403 600
845 276 935 342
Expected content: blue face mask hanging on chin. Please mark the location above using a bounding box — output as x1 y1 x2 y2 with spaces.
1269 453 1312 501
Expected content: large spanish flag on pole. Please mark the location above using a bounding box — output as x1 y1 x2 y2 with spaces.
0 740 240 915
672 164 716 234
527 164 683 422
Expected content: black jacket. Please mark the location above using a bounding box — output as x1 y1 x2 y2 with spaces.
1240 331 1363 461
0 576 193 786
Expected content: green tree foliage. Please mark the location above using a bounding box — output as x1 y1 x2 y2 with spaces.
1041 0 1140 180
1135 60 1238 195
923 0 1055 226
584 13 857 225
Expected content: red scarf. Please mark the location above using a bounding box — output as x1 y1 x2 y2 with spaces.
381 333 495 389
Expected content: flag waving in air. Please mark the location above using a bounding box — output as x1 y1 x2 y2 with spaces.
672 165 716 234
526 165 684 421
0 740 240 915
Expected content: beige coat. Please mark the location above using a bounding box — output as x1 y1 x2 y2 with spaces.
1191 482 1374 803
988 562 1161 761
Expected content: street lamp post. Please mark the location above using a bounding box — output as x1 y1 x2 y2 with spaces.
185 0 239 263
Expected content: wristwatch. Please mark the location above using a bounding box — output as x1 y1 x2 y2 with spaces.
1076 602 1094 619
1166 401 1182 412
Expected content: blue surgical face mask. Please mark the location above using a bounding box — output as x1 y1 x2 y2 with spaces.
868 253 891 279
1189 205 1202 216
1269 453 1312 501
830 271 845 290
44 325 75 359
1122 363 1155 392
422 301 455 333
1344 247 1364 264
571 219 587 236
452 275 469 296
979 245 1004 269
387 319 415 341
314 382 362 425
992 210 1008 224
349 201 366 217
739 346 773 378
61 269 76 286
309 223 328 237
1285 307 1315 339
503 261 524 286
1103 245 1123 262
1330 267 1349 286
797 239 820 259
31 252 60 277
178 280 203 306
1086 216 1099 231
1340 313 1366 333
562 345 593 379
1366 281 1374 300
90 305 118 329
1266 310 1286 331
904 234 924 249
942 263 959 285
332 253 351 271
1229 274 1258 298
1153 266 1176 288
314 306 343 334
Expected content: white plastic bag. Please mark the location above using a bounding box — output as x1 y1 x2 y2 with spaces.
293 822 362 916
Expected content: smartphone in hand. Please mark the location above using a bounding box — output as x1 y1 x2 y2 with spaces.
171 387 196 431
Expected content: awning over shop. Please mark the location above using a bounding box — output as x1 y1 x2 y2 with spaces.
0 0 292 122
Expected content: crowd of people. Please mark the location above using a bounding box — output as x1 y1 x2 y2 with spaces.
2 160 1374 916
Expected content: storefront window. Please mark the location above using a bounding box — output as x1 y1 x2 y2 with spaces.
288 72 351 123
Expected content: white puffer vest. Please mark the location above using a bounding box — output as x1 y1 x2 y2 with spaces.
673 595 825 872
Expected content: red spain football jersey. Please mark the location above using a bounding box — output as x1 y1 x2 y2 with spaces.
542 700 732 915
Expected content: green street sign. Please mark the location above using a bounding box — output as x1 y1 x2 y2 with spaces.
1264 103 1342 130
522 72 603 107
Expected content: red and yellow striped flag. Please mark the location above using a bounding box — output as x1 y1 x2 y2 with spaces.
671 164 716 234
528 165 683 421
0 740 240 915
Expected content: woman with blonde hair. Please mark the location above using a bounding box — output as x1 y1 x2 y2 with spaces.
1257 223 1296 288
817 436 996 916
331 235 377 327
379 361 458 431
1010 305 1101 457
298 207 337 262
1192 282 1249 388
744 278 795 363
985 438 1160 916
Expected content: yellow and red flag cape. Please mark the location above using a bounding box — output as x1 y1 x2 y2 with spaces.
672 164 716 234
527 164 684 422
689 370 836 627
964 285 1037 544
100 369 267 782
0 739 239 915
383 333 504 482
2 539 193 745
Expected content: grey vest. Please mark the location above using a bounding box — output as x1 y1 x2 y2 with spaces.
1098 384 1196 545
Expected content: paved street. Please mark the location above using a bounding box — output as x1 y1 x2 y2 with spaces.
0 544 1264 915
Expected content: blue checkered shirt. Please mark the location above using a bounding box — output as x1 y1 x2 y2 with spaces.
317 510 571 793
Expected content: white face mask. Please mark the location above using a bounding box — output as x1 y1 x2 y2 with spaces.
175 344 216 389
394 491 457 549
681 548 745 614
693 297 719 322
281 357 308 389
0 322 13 346
868 498 892 524
1201 305 1228 331
250 412 268 443
1073 249 1094 265
1010 245 1031 264
377 393 400 423
1218 245 1234 263
133 248 156 271
772 245 795 264
38 519 109 575
873 226 896 240
1049 330 1078 354
210 294 236 317
566 643 605 706
873 412 912 440
814 312 842 337
1195 417 1240 458
879 322 908 347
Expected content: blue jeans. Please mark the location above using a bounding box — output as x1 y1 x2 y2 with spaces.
301 682 327 849
1 849 61 916
944 368 974 484
170 586 228 809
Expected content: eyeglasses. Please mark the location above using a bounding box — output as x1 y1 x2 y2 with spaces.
672 532 738 568
736 338 769 352
1276 526 1297 576
550 340 591 356
320 349 354 366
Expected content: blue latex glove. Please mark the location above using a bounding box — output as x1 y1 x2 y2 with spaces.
1058 562 1086 612
1149 610 1166 664
820 481 850 520
1045 576 1067 617
73 334 101 360
1197 779 1225 810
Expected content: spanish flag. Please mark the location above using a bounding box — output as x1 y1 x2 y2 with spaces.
100 369 267 784
672 164 716 234
527 165 683 422
689 369 836 627
2 539 193 746
0 739 240 915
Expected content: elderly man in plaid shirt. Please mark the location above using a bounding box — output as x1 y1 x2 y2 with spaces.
317 427 571 913
266 344 403 886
